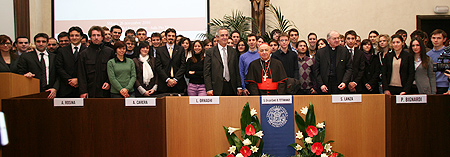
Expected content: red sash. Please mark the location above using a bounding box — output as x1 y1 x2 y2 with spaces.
257 78 278 90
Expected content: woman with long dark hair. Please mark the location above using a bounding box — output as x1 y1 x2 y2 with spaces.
178 37 192 61
360 39 381 94
409 37 436 94
133 42 158 97
0 35 19 72
186 40 207 96
236 40 249 56
382 35 415 95
203 39 213 51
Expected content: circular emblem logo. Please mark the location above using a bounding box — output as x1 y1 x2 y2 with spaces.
266 105 288 128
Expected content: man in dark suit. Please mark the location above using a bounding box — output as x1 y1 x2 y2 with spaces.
344 30 365 93
155 28 187 95
17 33 58 98
314 30 353 94
149 32 162 58
55 26 86 97
204 28 243 96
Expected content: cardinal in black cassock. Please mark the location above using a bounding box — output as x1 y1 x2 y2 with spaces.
245 43 287 95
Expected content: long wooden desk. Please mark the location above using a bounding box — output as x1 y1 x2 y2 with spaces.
1 94 449 156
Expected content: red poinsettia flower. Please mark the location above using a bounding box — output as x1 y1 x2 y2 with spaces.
306 125 318 137
245 124 256 136
226 154 235 157
311 142 323 155
240 146 251 157
330 152 338 157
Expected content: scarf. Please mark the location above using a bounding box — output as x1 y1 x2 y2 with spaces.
139 54 153 85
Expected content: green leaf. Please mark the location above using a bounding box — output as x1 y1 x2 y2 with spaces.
305 103 316 127
313 127 325 143
214 153 227 157
232 134 243 150
324 140 335 144
251 115 261 131
241 102 252 135
294 111 306 135
289 143 298 151
223 126 235 146
254 139 264 156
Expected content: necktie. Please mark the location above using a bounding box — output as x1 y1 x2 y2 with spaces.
169 47 174 77
40 53 47 86
74 47 79 60
349 49 354 58
222 47 230 81
169 47 173 58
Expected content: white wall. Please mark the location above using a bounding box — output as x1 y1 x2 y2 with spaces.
29 0 450 44
30 0 52 39
0 0 16 39
268 0 450 42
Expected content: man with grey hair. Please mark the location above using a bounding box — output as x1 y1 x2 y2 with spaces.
314 30 352 94
204 28 243 96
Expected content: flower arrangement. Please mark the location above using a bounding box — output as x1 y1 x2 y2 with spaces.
215 102 269 157
289 103 344 157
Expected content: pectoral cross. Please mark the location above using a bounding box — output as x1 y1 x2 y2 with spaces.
263 75 268 81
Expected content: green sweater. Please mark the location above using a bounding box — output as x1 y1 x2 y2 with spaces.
107 57 136 94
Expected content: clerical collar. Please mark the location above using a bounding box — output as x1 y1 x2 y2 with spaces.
260 58 270 62
331 47 336 51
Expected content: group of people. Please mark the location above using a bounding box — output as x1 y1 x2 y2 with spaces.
1 25 449 98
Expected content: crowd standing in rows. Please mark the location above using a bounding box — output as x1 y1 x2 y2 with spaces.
1 25 450 98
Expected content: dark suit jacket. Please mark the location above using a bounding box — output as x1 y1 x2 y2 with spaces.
55 45 86 97
17 51 59 92
0 53 18 73
204 45 242 95
382 50 415 93
133 57 158 97
313 45 353 89
362 53 381 94
155 44 186 93
349 48 366 92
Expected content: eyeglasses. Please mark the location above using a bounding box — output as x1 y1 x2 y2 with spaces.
0 43 11 45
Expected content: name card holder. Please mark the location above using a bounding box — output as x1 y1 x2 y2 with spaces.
332 94 362 103
125 98 156 107
54 98 84 107
189 96 220 104
396 95 427 104
261 95 293 105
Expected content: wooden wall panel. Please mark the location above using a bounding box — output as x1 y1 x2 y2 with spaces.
14 0 30 38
